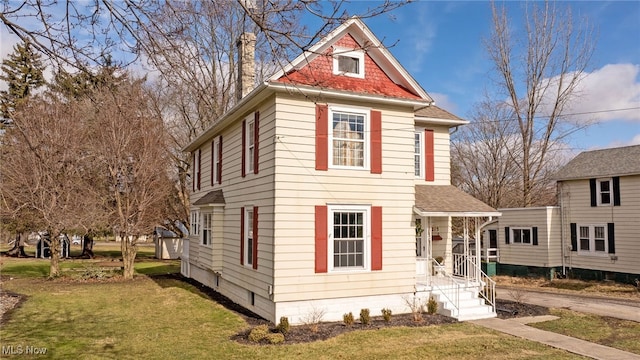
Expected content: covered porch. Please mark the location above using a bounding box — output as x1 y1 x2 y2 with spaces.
413 185 501 320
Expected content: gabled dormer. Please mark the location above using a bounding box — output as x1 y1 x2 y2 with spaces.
270 17 432 102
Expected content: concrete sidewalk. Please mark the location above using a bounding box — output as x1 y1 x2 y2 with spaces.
496 287 640 322
471 317 640 360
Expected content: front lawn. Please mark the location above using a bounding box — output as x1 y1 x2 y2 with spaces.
530 308 640 355
0 261 587 359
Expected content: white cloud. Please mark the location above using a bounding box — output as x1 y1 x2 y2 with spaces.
564 63 640 123
429 92 458 114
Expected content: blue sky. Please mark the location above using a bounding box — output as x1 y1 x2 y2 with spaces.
1 1 638 152
347 1 640 152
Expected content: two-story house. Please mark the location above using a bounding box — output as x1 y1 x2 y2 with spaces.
182 17 499 324
483 145 640 283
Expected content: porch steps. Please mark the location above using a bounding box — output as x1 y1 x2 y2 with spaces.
432 287 496 321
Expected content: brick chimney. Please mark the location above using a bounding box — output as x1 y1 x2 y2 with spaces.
237 32 256 101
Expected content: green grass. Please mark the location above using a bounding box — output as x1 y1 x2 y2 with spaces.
0 277 588 359
530 309 640 354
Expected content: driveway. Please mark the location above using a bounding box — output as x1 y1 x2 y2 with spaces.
496 286 640 322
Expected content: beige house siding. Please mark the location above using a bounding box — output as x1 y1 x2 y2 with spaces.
187 97 278 321
494 207 562 267
271 94 417 303
414 125 451 186
560 175 640 275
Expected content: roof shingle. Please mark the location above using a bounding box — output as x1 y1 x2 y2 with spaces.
415 185 498 215
554 145 640 180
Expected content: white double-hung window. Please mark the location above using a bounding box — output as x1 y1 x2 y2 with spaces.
414 131 422 177
190 210 199 236
578 224 607 254
329 205 369 271
330 107 368 169
202 212 212 246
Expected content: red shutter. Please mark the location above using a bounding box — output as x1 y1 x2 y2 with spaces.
197 149 202 190
217 136 223 184
192 152 196 191
241 120 246 178
315 205 328 273
240 207 245 265
252 206 258 269
371 206 383 270
370 110 382 174
425 129 434 182
315 104 328 171
254 111 259 174
210 140 216 186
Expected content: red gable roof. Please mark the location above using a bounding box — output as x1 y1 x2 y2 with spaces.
274 33 422 100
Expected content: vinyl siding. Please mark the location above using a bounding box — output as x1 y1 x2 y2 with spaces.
560 175 640 275
271 94 417 302
190 96 278 309
415 125 451 185
495 207 562 267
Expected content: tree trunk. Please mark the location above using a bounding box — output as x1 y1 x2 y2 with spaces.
2 233 28 257
49 234 61 278
121 234 138 279
81 233 94 258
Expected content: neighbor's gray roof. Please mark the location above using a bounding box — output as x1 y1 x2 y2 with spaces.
415 105 463 121
415 185 499 216
192 190 225 206
554 145 640 181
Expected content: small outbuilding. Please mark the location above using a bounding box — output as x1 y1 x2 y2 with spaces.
36 235 70 259
154 227 183 260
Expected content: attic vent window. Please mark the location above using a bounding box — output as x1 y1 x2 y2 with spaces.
333 47 365 78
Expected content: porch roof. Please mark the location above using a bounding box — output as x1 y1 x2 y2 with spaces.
192 190 225 206
414 185 500 217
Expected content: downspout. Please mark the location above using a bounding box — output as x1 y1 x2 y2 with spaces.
449 125 460 135
559 182 566 276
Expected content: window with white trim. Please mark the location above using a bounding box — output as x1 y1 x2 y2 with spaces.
246 119 255 174
244 208 254 267
330 107 368 169
202 212 212 246
329 205 370 271
213 138 220 184
414 131 422 177
597 179 612 206
190 210 199 236
333 47 365 78
578 224 607 254
511 227 532 244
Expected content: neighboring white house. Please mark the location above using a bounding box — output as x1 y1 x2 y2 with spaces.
182 17 499 324
483 145 640 283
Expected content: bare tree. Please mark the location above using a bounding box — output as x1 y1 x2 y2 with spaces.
88 80 172 279
0 95 94 276
485 1 595 207
452 100 521 209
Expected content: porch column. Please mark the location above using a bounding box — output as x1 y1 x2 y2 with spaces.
475 217 482 283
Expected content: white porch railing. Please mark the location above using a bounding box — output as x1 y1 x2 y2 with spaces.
451 253 496 313
429 257 460 316
481 248 500 262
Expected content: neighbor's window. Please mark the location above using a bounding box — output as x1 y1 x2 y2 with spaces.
329 205 369 270
190 210 199 236
579 224 607 254
333 47 365 78
597 179 612 205
202 213 212 246
330 108 367 168
511 227 532 244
